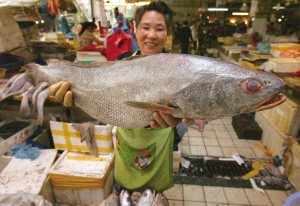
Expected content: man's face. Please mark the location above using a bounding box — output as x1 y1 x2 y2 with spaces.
136 11 168 55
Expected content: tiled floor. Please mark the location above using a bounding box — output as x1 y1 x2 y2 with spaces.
182 117 268 158
163 184 289 206
172 117 290 205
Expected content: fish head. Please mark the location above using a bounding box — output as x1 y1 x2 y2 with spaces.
173 59 286 120
120 190 132 206
106 193 120 206
137 189 155 205
154 193 169 206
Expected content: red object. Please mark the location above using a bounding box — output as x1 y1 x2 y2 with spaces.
106 29 133 61
199 13 204 19
118 21 123 27
47 0 60 15
279 50 300 58
266 26 275 32
98 21 107 38
290 71 300 76
78 44 107 57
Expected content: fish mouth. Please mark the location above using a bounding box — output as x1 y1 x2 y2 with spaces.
252 94 286 112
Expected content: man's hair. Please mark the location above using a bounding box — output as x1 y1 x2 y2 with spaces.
193 20 197 25
183 20 188 25
134 1 173 34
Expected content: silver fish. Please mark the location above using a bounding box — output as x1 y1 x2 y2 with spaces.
152 193 168 206
31 82 49 112
0 73 26 101
24 54 286 128
104 193 120 206
136 189 155 206
36 87 50 127
120 190 132 206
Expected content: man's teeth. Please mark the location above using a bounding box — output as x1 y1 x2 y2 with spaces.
146 43 156 46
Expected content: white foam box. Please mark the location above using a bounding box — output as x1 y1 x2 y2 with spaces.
260 94 300 136
173 143 181 172
0 149 57 195
206 48 219 58
50 121 114 155
268 58 300 73
76 51 107 63
270 43 300 58
45 32 66 43
0 118 38 156
48 150 114 205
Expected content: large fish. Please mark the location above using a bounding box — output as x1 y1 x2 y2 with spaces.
24 54 286 128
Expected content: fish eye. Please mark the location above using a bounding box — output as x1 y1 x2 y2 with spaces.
245 79 262 92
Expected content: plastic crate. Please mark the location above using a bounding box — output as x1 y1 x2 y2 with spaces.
0 55 23 72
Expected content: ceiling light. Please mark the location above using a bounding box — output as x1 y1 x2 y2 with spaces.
272 6 285 9
35 21 39 24
232 12 249 15
231 20 235 23
278 19 282 22
41 20 44 23
127 4 132 9
207 8 228 11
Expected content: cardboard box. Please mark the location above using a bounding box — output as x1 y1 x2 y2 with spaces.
49 150 114 205
268 58 300 73
50 121 114 155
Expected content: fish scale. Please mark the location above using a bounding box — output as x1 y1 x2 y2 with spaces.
25 54 285 128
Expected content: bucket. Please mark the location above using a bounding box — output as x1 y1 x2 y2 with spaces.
0 121 30 139
284 192 300 206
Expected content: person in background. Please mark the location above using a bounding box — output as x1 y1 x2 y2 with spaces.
173 22 181 46
129 20 135 39
223 20 234 36
51 0 198 198
180 20 193 54
78 22 104 49
266 22 275 34
190 20 198 54
197 23 205 55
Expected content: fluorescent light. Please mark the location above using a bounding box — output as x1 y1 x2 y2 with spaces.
207 8 228 11
232 12 249 15
272 6 285 9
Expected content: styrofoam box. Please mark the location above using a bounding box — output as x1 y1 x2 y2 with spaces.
173 144 181 172
50 121 114 155
270 43 300 58
49 150 114 205
269 58 300 73
0 149 57 195
0 118 38 156
45 32 66 43
76 51 107 63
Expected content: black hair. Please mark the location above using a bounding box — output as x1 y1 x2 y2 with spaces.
79 21 97 36
193 20 197 25
134 1 173 34
183 20 188 25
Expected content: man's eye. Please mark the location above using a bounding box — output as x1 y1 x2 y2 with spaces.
142 27 149 30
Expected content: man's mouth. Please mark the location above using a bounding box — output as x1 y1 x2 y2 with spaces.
252 94 286 112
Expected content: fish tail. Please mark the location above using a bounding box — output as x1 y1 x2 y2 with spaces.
25 64 40 86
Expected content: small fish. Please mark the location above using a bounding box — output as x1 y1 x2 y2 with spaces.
152 193 169 206
136 189 155 206
30 82 49 112
36 87 50 127
101 193 120 206
120 190 132 206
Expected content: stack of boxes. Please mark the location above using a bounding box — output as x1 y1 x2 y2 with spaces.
49 121 115 205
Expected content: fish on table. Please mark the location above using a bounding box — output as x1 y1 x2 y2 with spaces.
152 193 169 206
23 54 286 128
136 189 155 206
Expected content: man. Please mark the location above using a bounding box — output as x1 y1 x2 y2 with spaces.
190 21 198 54
180 21 193 54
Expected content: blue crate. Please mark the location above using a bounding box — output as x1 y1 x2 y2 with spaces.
0 56 24 72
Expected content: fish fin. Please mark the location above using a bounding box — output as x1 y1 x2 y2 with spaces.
124 101 181 115
24 63 39 86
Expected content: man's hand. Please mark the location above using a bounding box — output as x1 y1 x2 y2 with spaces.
49 81 73 107
150 112 195 129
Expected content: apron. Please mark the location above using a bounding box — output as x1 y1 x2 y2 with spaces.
114 127 174 193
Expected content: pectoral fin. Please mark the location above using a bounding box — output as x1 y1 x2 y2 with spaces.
124 101 181 115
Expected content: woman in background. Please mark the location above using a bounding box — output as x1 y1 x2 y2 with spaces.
79 22 104 49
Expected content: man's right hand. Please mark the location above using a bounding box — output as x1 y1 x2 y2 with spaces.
49 81 73 107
